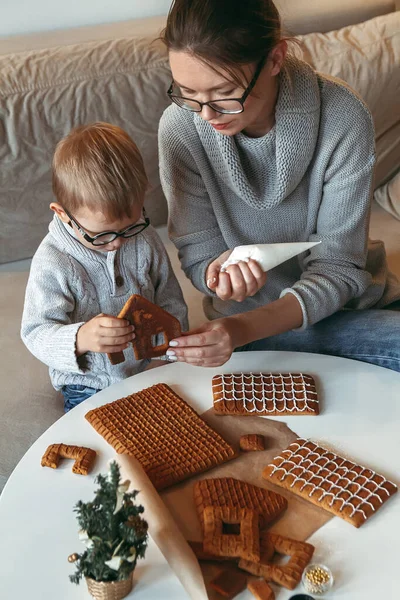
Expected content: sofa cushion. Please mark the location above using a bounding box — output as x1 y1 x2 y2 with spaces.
0 272 64 493
299 12 400 189
276 0 395 35
1 11 399 265
0 25 170 264
374 170 400 220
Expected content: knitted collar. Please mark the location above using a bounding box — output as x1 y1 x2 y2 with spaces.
48 214 109 264
194 56 321 209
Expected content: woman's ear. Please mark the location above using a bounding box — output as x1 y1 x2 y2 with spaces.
270 40 287 76
50 202 69 223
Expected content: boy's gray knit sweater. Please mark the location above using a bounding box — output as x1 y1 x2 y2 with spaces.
21 215 188 390
159 57 400 328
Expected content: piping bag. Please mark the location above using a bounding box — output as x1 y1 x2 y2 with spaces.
116 454 209 600
221 241 321 272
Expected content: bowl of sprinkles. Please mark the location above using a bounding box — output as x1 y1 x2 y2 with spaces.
302 563 334 595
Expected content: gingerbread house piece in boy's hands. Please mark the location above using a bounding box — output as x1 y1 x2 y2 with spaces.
108 294 182 365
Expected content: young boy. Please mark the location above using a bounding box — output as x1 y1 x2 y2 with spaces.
21 122 188 411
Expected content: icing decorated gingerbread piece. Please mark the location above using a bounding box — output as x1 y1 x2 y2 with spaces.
263 438 398 527
212 373 319 416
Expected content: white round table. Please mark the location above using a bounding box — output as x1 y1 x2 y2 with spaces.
1 351 399 599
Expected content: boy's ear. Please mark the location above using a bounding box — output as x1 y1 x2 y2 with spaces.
50 202 69 223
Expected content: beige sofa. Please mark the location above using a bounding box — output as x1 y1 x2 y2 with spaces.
1 1 399 493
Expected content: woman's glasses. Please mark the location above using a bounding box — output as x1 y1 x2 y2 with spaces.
167 59 265 115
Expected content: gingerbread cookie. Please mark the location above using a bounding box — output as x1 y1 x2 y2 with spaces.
247 579 275 600
85 384 236 490
194 477 287 529
262 438 398 527
203 505 260 563
41 443 96 475
239 532 314 590
212 373 319 416
187 541 235 563
240 434 265 452
108 294 182 364
210 566 248 598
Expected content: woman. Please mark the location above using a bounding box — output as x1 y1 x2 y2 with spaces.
158 0 400 371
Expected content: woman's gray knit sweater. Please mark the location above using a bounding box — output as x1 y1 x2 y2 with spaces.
159 57 400 328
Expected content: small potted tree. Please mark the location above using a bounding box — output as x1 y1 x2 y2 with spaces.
68 461 148 600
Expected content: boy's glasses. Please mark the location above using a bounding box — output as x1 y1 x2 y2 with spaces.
63 208 150 246
167 58 265 115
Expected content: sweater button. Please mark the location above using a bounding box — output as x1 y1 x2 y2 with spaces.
115 275 124 288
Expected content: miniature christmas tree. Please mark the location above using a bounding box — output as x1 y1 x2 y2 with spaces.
69 461 148 585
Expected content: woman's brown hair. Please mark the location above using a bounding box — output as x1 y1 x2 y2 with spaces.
160 0 283 87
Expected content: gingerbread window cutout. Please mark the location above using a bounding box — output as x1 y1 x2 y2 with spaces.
239 532 314 590
194 477 287 530
41 443 96 475
203 505 260 563
108 294 182 365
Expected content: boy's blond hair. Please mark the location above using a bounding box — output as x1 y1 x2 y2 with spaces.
52 122 148 220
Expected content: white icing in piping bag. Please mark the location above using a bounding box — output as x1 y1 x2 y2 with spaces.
221 241 321 272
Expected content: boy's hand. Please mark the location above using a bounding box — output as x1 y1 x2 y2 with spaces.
76 314 135 356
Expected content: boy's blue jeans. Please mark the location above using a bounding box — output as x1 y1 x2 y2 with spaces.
62 384 101 412
237 303 400 372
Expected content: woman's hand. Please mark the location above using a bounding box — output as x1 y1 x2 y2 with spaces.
76 314 135 356
166 318 240 367
165 294 303 368
206 250 267 302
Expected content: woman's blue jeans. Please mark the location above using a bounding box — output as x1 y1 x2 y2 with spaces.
237 303 400 372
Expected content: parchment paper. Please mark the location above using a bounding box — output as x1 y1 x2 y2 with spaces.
116 455 208 600
117 412 333 599
161 411 333 598
161 411 332 542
